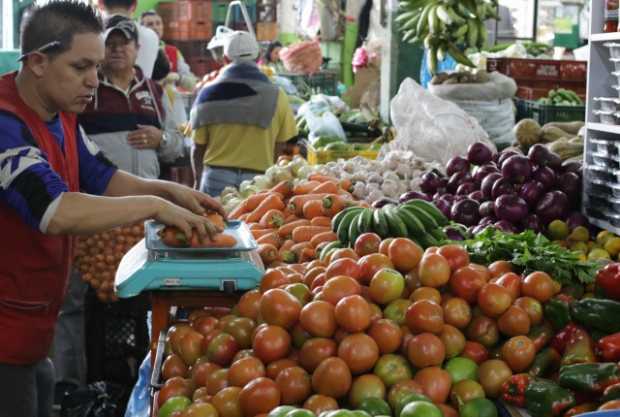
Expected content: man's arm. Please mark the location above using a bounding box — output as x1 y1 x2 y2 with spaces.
191 143 207 190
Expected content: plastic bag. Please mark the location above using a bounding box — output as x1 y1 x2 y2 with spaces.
452 98 515 147
123 353 152 417
384 78 495 166
428 72 517 102
61 381 125 417
279 41 323 75
298 99 346 142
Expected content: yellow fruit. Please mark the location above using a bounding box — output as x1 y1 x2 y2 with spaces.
597 230 614 246
568 226 590 242
577 253 587 262
548 220 569 241
588 248 611 261
570 242 588 253
605 237 620 257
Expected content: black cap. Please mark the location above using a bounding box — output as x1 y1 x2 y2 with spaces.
104 15 138 43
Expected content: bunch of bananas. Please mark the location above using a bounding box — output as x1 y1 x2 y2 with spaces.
397 0 499 74
330 199 450 249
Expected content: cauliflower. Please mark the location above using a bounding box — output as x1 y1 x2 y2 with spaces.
381 179 399 197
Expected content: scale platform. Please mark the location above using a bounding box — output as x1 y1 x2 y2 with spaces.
115 220 264 298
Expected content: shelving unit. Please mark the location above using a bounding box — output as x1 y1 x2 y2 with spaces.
583 0 620 235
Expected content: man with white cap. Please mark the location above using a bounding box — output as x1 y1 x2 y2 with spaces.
190 30 298 196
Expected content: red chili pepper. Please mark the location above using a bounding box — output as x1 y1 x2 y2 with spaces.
502 373 530 408
598 333 620 362
551 323 581 354
596 262 620 300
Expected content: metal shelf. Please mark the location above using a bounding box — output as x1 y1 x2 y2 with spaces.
588 122 620 135
588 215 620 237
591 32 620 42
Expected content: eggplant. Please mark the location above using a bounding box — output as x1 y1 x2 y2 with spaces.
501 154 532 184
456 182 477 196
519 180 545 208
557 172 581 196
434 198 452 218
491 178 515 200
372 198 398 209
451 198 480 226
446 156 470 177
523 214 543 233
481 173 503 200
467 142 494 166
532 166 557 190
566 211 588 230
447 171 473 193
400 191 431 203
479 201 496 218
494 194 529 223
536 191 569 224
420 171 444 194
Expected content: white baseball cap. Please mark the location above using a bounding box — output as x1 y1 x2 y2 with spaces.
223 31 259 62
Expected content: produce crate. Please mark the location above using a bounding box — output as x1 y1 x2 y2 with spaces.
233 0 257 22
307 144 379 165
517 85 586 101
487 57 587 83
257 22 278 41
514 98 585 124
166 21 213 41
280 70 340 96
212 0 231 25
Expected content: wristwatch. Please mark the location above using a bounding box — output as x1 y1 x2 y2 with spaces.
160 131 170 148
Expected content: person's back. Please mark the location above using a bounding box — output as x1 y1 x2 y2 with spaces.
190 31 297 196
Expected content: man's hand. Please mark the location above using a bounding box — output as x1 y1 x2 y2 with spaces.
152 197 218 239
163 182 225 218
127 125 163 150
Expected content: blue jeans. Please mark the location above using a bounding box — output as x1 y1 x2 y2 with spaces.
200 166 260 197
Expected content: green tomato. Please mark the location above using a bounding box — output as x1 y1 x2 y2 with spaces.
373 354 413 387
286 409 317 417
358 398 392 417
158 396 191 417
444 357 479 383
399 401 443 417
270 407 298 417
459 398 498 417
394 393 431 417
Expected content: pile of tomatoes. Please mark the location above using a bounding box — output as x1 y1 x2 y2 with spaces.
155 233 565 417
74 224 144 302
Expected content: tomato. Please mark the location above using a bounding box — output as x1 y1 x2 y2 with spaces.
442 297 472 329
358 397 391 417
239 377 281 417
206 332 239 366
304 267 326 288
252 325 291 364
450 265 487 303
355 233 382 257
418 254 451 288
321 275 362 305
299 338 337 372
168 324 194 354
191 360 221 387
522 271 557 302
311 357 352 399
387 379 424 410
260 289 302 330
466 316 499 348
275 366 311 405
162 354 189 380
437 244 470 271
440 325 466 358
460 398 498 417
477 283 512 318
501 336 536 372
369 268 405 305
159 396 192 417
444 356 478 384
478 359 512 398
263 358 297 380
379 238 395 255
387 238 423 272
488 260 512 279
368 319 403 354
461 341 489 365
449 380 485 410
326 257 362 280
383 299 412 325
291 324 311 350
436 404 459 417
192 386 210 402
358 254 395 285
261 269 289 293
346 373 385 407
335 295 371 333
206 368 230 395
406 300 444 334
231 349 254 363
368 302 383 323
299 300 336 338
497 306 531 337
192 316 220 337
158 376 193 407
310 274 326 291
183 403 219 417
223 318 256 350
373 354 413 387
404 270 422 292
495 272 521 301
177 330 205 367
285 283 312 306
338 333 380 374
414 367 452 403
407 333 445 368
513 297 543 326
400 401 443 417
303 395 339 415
410 287 441 305
330 248 360 263
228 356 266 387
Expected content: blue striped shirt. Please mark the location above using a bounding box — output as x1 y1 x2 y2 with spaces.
0 112 117 230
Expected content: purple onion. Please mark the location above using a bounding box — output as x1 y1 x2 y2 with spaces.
532 166 557 190
481 173 503 200
434 198 452 218
468 191 484 202
447 171 473 193
491 177 515 200
547 152 562 170
457 182 478 195
479 201 496 218
519 180 545 207
495 194 529 223
528 144 554 167
494 220 516 233
399 191 431 203
420 171 443 194
558 172 581 196
473 164 500 185
446 156 471 177
467 142 494 166
480 216 496 226
372 198 398 208
523 214 543 233
536 191 569 224
566 211 588 230
444 226 466 241
497 150 519 167
562 160 582 175
451 198 480 226
501 154 532 184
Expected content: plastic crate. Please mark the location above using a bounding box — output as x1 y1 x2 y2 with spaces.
514 98 585 124
487 57 587 83
233 0 257 22
307 144 379 165
166 21 212 41
280 70 340 96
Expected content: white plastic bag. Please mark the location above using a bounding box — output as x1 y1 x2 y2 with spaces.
452 98 516 147
298 96 347 141
384 78 495 166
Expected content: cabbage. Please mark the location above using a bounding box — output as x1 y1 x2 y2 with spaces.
253 175 272 190
239 180 254 195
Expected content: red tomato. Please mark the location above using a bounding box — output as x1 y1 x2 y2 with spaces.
461 341 489 364
388 238 423 273
488 260 513 279
418 254 451 288
437 244 470 271
495 272 522 301
355 233 382 257
450 265 487 303
358 253 394 285
326 258 363 280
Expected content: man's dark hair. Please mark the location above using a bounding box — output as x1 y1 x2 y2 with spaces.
21 0 103 59
140 10 158 20
99 0 136 11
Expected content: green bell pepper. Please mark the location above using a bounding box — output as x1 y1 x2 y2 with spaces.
529 347 561 378
525 378 575 417
559 363 620 393
570 298 620 334
545 296 572 331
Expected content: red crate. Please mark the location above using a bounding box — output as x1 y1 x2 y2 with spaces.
560 61 587 82
517 85 586 101
166 21 212 41
488 57 587 85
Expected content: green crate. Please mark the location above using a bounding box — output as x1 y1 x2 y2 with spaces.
212 1 229 25
280 70 340 97
514 98 585 124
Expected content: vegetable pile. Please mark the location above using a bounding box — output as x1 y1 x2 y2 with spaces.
537 89 583 107
430 70 490 86
513 119 584 162
158 213 238 249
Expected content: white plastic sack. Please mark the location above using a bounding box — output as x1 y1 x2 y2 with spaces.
453 98 516 147
384 78 495 166
429 72 517 102
298 95 348 141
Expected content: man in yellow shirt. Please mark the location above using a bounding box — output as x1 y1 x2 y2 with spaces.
190 31 297 196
